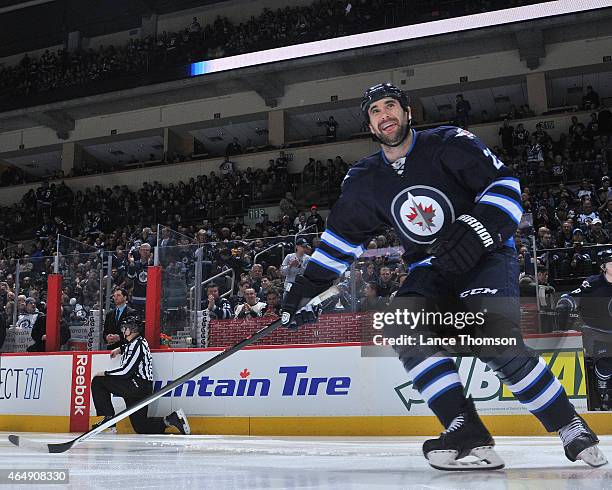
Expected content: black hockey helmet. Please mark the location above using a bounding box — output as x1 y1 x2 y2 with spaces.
598 248 612 267
361 83 409 122
120 315 144 334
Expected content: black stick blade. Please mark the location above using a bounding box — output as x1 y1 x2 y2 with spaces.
8 435 73 453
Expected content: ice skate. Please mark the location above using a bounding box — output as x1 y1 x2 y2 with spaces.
559 415 608 467
165 408 191 435
423 398 504 471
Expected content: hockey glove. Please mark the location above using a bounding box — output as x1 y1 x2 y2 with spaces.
554 296 573 331
281 275 328 330
428 214 499 275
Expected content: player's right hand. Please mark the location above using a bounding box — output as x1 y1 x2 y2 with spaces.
281 275 325 329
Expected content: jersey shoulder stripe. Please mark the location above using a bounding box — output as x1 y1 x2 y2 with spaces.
320 230 365 258
478 193 523 223
476 177 521 202
310 249 349 275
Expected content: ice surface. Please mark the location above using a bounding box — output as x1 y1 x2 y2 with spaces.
0 433 610 489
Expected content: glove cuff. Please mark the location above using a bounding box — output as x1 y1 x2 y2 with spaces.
456 214 499 252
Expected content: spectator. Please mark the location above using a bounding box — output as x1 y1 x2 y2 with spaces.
103 287 136 350
527 134 544 164
204 283 232 319
219 156 235 176
569 116 585 137
577 180 595 201
325 116 339 141
362 262 378 283
583 85 600 110
498 119 514 155
0 308 6 350
225 137 242 157
281 238 311 291
455 94 471 129
597 176 611 206
249 263 264 292
569 240 592 277
127 242 153 316
556 221 574 248
578 199 599 226
587 218 609 244
231 279 251 308
234 287 266 318
279 194 298 220
258 275 273 298
189 17 202 33
303 158 316 183
306 205 325 231
378 266 398 297
358 282 386 312
27 299 70 352
513 123 529 151
262 289 282 316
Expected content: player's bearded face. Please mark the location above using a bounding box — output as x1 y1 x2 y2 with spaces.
368 100 410 147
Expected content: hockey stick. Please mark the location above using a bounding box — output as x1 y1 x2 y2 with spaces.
8 286 339 453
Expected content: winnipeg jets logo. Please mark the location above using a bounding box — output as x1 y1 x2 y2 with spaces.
17 317 32 329
139 271 148 283
75 304 87 319
406 201 436 232
391 186 454 244
455 128 476 139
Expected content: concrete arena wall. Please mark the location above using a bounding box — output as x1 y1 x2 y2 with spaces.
0 332 610 436
0 34 609 154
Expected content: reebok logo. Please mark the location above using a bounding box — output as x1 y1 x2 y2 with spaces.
457 215 494 248
73 355 88 415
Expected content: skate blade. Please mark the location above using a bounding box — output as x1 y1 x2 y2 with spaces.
427 446 505 471
577 445 608 468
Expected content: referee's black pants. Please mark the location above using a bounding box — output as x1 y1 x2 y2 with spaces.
92 375 166 434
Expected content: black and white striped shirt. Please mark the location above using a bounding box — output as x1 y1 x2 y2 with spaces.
105 335 153 381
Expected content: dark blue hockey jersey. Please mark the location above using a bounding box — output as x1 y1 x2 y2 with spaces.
304 126 523 284
561 274 612 331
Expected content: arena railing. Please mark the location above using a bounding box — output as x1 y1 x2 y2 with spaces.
156 230 322 348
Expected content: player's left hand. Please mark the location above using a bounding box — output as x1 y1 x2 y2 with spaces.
428 214 499 274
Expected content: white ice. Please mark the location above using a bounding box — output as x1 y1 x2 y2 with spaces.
0 433 610 489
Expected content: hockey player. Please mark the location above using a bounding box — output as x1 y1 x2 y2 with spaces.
91 316 190 435
556 249 612 410
281 83 607 470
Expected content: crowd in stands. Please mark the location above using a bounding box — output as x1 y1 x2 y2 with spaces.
0 152 352 346
0 106 610 341
0 153 349 240
0 0 543 101
493 108 612 290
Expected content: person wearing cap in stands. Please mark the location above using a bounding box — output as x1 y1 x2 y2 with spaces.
306 205 325 231
587 218 609 244
281 238 311 291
